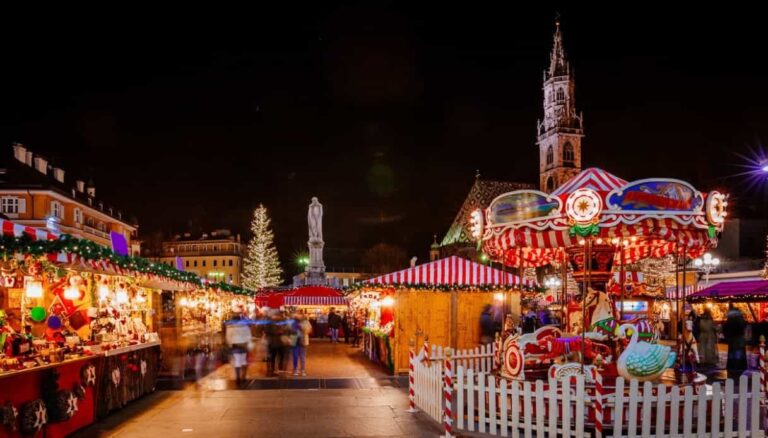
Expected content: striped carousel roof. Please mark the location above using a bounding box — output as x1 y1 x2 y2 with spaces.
552 167 627 197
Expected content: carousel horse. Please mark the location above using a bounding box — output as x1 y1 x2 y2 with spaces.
583 288 656 342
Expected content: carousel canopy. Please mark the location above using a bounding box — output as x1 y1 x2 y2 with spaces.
363 255 537 288
255 286 348 307
480 167 727 268
686 279 768 303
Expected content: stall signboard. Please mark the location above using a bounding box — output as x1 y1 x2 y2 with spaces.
110 231 129 256
607 179 703 212
488 190 561 225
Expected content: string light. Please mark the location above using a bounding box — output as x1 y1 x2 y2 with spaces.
116 288 129 304
98 285 111 301
63 285 80 300
25 280 43 298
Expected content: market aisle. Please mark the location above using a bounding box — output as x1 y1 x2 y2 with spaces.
206 339 391 381
72 381 440 438
71 341 442 437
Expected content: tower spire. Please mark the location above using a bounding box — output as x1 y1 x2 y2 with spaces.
548 17 569 78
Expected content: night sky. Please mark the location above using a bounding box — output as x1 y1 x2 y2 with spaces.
1 5 767 272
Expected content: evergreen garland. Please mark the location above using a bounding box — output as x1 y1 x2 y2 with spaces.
0 234 255 296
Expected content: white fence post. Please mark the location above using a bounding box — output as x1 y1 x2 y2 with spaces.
444 347 454 438
406 342 418 413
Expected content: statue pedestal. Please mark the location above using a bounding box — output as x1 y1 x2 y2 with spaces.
307 238 325 273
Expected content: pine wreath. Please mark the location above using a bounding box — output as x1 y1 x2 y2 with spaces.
1 401 18 431
19 400 47 435
54 391 78 421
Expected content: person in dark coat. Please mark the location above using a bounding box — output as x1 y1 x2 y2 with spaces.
341 312 350 344
722 305 747 379
328 308 342 344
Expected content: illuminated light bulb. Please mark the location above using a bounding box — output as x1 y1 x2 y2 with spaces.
116 289 129 304
630 236 637 242
135 294 146 303
493 293 504 301
25 281 43 298
595 238 603 244
63 285 80 300
98 285 111 301
381 296 395 307
611 238 619 245
578 239 586 246
179 297 189 307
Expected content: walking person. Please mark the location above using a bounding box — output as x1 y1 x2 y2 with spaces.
698 309 718 367
328 308 341 343
480 304 495 345
342 311 350 344
722 304 747 380
351 311 362 347
225 311 252 385
292 311 312 376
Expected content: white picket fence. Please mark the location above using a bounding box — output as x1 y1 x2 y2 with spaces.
412 343 496 423
411 344 767 437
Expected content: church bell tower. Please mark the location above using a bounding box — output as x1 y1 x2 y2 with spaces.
537 20 583 193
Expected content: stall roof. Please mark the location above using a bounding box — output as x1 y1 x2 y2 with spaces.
687 279 768 303
363 255 537 288
255 286 348 307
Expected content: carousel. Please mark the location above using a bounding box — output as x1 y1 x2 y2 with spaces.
474 168 728 387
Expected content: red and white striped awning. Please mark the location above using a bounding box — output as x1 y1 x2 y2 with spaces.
552 167 627 198
363 256 537 288
0 218 58 241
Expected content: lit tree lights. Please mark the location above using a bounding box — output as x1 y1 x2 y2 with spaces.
242 204 283 290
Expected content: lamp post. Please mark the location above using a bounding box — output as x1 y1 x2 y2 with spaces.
693 252 720 285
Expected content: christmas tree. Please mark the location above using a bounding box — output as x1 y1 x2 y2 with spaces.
242 204 282 290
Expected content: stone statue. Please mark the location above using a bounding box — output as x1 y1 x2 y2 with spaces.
308 197 323 242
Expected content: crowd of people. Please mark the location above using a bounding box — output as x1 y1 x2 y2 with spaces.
222 306 365 382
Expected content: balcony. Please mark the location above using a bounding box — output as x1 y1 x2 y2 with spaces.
83 224 110 240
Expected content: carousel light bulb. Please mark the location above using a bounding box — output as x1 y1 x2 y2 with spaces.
611 238 619 245
595 238 603 244
98 285 111 301
494 293 504 301
25 280 43 298
116 289 129 304
579 239 586 246
630 236 637 242
63 285 80 300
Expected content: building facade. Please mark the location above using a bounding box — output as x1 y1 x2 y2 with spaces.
537 21 583 193
0 143 139 253
158 230 244 286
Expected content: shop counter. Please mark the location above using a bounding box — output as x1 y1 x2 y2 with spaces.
0 341 161 438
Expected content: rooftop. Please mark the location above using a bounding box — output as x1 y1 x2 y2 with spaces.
0 143 137 227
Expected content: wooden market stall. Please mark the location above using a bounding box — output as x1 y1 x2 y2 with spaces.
687 279 768 322
0 217 252 437
255 286 348 337
349 256 537 374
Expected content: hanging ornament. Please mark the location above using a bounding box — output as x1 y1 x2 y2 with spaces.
19 400 47 435
47 315 62 330
81 364 97 387
30 307 46 322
